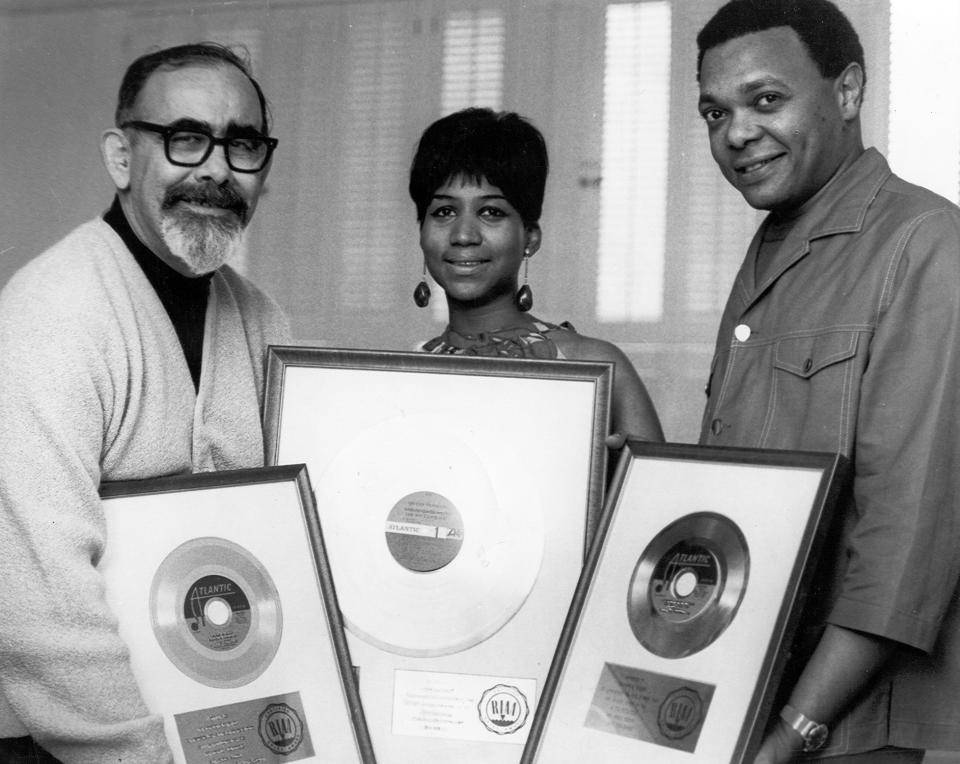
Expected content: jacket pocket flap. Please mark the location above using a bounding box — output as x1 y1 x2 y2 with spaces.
774 331 859 378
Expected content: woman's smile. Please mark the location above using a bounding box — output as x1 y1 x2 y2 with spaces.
443 256 490 271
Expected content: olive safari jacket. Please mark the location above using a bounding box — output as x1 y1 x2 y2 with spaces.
701 148 960 754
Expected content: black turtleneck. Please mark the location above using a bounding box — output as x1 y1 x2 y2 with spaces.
103 197 212 391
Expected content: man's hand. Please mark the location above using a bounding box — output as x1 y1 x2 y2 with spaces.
754 719 803 764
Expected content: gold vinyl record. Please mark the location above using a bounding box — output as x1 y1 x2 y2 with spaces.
150 537 283 688
627 512 749 659
315 417 545 658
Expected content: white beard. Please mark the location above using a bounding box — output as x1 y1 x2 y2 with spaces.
160 210 246 276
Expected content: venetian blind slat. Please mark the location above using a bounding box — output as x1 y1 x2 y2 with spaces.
339 5 412 312
596 1 671 323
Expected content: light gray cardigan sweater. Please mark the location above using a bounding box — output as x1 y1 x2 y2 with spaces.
0 218 290 762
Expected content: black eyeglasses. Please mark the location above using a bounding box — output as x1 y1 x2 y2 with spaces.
121 120 278 173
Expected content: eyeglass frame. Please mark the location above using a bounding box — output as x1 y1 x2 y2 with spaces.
120 120 279 173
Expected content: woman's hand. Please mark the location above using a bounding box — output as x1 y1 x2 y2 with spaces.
604 432 627 450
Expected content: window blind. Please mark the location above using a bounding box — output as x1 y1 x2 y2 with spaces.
338 5 415 312
596 1 671 323
441 8 505 114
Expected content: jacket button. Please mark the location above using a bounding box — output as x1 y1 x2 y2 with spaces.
803 358 813 373
711 417 723 435
734 324 751 342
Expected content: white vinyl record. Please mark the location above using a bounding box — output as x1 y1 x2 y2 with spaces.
315 417 545 657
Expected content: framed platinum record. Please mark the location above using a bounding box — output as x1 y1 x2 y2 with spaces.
521 442 848 764
98 464 375 763
262 346 612 764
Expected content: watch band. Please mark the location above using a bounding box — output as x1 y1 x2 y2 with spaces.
780 704 829 752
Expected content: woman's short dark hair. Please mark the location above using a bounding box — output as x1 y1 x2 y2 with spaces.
409 107 548 226
115 42 271 133
696 0 865 90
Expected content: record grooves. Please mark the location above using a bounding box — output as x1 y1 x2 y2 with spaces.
150 537 283 688
627 512 749 659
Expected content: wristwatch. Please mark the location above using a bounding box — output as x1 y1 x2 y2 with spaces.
780 704 829 752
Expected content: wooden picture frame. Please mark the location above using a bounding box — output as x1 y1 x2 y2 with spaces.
263 346 613 762
523 442 848 764
99 464 375 763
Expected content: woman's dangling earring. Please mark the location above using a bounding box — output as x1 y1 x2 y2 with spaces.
413 260 431 308
516 250 533 312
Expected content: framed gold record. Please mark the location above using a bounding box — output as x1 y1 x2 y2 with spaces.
522 442 848 764
98 465 375 763
263 346 612 764
626 511 750 660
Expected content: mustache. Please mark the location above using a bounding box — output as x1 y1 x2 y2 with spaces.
162 181 249 222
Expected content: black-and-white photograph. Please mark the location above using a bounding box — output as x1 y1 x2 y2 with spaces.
1 1 958 762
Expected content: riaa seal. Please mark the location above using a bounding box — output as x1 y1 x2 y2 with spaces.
478 684 530 735
258 702 305 754
658 687 703 740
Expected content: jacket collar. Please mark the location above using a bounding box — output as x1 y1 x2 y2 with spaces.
777 147 890 241
736 147 891 301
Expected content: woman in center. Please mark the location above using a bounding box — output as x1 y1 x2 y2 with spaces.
409 107 664 444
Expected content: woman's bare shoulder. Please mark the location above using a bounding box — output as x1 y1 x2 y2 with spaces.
552 330 630 365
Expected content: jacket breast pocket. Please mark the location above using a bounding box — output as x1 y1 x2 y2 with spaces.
766 330 863 451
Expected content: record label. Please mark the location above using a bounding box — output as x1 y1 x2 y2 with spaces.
386 491 464 572
150 537 282 688
648 541 720 624
627 513 749 659
183 574 252 651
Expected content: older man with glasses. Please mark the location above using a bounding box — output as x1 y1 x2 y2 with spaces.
0 43 289 763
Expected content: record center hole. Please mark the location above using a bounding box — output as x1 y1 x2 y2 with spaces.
204 598 232 627
673 570 698 598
